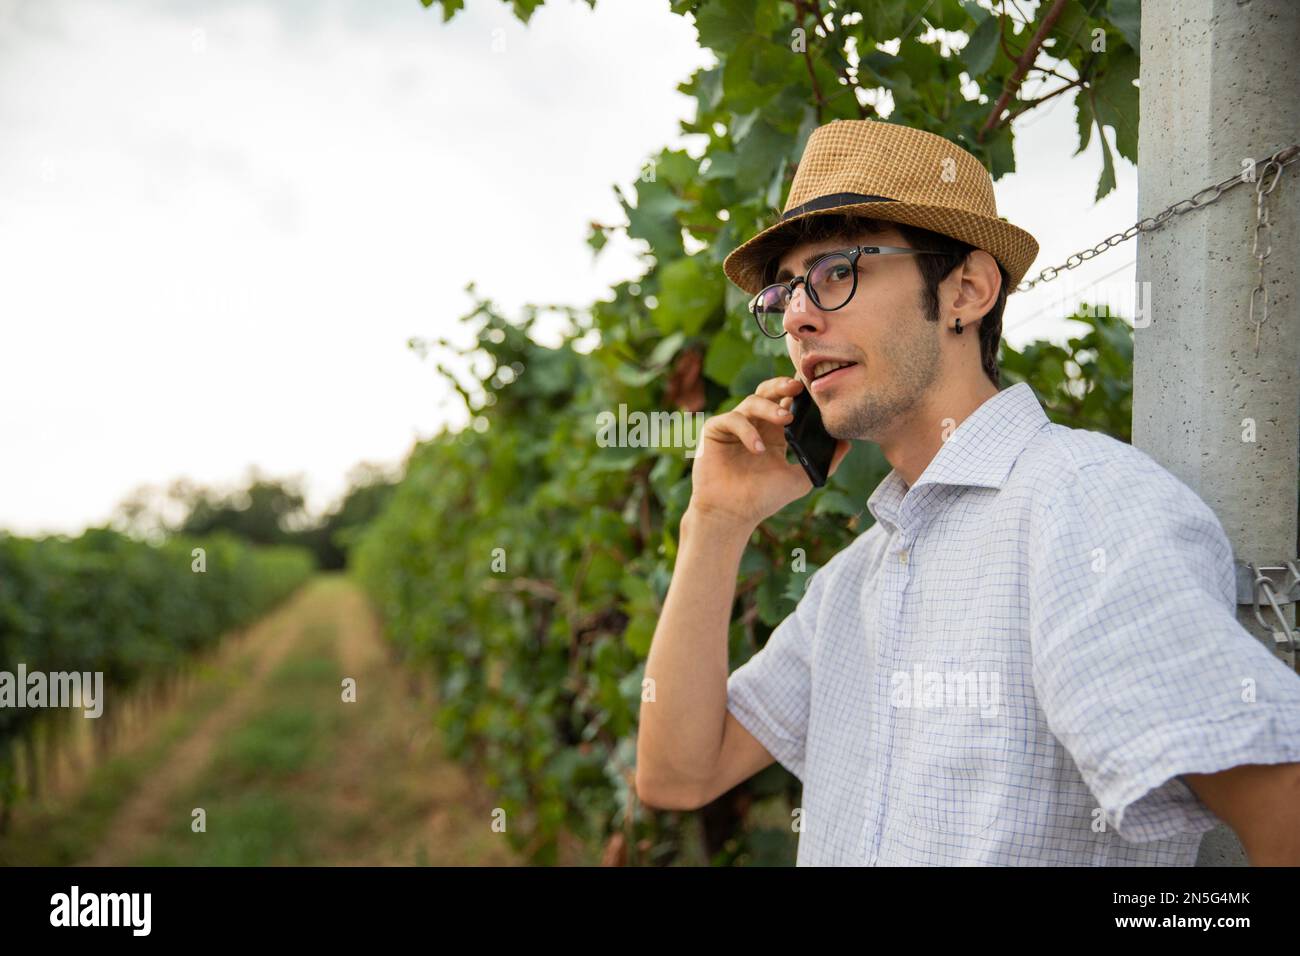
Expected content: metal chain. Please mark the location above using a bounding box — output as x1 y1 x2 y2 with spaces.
1015 143 1300 294
1249 156 1285 356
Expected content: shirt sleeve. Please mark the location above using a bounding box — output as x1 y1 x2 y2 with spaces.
1027 454 1300 843
725 562 830 783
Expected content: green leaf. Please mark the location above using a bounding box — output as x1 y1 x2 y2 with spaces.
619 179 689 260
614 364 660 387
693 1 755 50
433 0 463 21
590 443 644 471
764 157 787 211
647 331 686 369
752 38 802 90
984 123 1015 180
652 256 723 336
509 0 545 25
652 150 701 190
1046 0 1092 57
703 323 753 386
721 38 766 114
791 103 818 159
812 489 862 517
738 549 767 578
828 440 889 498
961 16 1000 76
1093 113 1117 200
757 570 795 627
731 354 782 396
734 120 793 193
701 151 737 181
731 107 762 144
1073 88 1094 155
1107 0 1141 52
863 0 910 38
1090 46 1139 164
623 616 655 658
959 0 990 25
782 567 816 602
694 65 725 114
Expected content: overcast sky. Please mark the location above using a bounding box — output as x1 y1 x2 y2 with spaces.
0 0 1137 536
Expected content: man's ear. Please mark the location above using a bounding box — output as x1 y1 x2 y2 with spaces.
946 249 1001 323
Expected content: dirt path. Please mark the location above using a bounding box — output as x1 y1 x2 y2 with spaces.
64 574 521 867
316 577 518 865
83 588 312 866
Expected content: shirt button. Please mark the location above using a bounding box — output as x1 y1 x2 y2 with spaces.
898 550 909 564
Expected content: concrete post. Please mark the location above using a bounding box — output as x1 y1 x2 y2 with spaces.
1134 0 1300 866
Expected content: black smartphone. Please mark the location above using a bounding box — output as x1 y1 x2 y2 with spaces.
784 389 838 488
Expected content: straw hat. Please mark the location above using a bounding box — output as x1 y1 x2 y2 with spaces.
722 119 1039 296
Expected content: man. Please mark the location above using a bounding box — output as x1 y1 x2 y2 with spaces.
635 119 1300 865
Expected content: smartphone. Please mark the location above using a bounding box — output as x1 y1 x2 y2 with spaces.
784 389 838 488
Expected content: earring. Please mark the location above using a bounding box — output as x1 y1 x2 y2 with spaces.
954 317 963 335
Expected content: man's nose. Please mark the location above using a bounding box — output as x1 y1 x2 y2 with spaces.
783 285 829 337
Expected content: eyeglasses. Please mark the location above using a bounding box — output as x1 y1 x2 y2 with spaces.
749 245 947 338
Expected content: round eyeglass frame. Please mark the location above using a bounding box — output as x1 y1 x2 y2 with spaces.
749 245 947 338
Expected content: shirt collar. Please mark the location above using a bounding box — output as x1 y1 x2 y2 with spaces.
866 382 1050 533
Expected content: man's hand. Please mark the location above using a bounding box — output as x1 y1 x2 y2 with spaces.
688 375 851 532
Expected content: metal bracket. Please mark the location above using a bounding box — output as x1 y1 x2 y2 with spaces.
1234 560 1300 653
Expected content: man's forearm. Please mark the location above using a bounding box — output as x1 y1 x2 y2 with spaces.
1184 762 1300 865
637 507 752 801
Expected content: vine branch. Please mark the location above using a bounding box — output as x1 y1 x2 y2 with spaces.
978 0 1071 142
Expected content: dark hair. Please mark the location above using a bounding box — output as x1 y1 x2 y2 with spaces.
758 214 1010 387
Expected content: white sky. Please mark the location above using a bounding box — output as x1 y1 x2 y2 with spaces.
0 0 1137 536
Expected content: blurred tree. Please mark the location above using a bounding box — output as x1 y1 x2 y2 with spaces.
111 463 399 570
176 469 307 547
304 463 401 570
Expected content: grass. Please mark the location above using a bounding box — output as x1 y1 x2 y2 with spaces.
125 619 343 866
2 574 524 867
0 678 229 867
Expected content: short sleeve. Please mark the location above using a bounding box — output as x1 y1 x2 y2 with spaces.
1027 457 1300 843
725 563 829 783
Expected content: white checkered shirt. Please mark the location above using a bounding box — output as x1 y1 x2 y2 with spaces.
726 381 1300 865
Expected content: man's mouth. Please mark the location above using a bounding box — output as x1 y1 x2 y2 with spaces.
807 360 859 392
